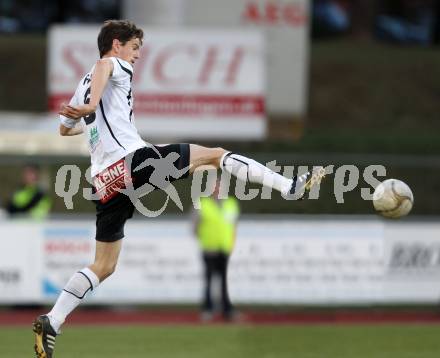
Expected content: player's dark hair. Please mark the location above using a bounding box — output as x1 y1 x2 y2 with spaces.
97 20 143 58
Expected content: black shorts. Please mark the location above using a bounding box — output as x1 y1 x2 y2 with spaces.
94 143 190 242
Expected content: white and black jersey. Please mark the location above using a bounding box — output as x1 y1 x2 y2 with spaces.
59 57 146 177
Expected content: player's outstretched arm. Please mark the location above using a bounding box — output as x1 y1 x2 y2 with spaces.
59 59 114 120
59 99 84 136
59 123 84 136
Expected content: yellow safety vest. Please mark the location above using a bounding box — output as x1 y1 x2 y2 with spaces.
197 197 240 254
10 185 51 220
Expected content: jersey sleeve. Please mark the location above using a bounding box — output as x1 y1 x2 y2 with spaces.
109 57 133 83
59 90 81 128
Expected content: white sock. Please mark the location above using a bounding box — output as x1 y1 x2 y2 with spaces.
220 152 293 195
47 267 99 333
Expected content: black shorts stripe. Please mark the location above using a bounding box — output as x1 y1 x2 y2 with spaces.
116 59 133 82
99 100 125 150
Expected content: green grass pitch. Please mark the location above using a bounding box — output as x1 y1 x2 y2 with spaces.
2 324 440 358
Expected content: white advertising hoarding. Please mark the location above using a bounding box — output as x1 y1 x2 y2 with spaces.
1 218 440 304
0 223 42 303
383 222 440 302
41 223 95 300
229 221 386 304
48 26 266 140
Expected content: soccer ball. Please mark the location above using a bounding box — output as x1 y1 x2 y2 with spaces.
372 179 414 218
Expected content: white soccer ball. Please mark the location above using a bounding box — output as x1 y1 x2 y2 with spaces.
373 179 414 218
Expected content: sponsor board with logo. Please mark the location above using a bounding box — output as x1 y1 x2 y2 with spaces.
0 218 439 304
41 224 95 300
0 223 41 303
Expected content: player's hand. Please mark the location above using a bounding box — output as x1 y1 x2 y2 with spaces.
59 103 96 119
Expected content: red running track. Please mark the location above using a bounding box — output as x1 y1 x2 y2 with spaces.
2 309 440 326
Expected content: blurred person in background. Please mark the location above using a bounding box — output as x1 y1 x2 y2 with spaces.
194 178 240 321
375 0 436 45
312 0 379 39
0 0 120 33
312 0 350 37
6 165 51 220
312 0 439 45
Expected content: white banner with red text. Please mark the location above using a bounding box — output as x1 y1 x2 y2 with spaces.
48 26 266 140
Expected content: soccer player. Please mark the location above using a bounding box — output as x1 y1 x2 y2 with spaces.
33 20 324 357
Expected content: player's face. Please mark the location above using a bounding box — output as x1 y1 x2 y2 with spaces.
118 37 141 65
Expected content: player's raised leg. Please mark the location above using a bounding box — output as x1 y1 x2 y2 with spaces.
188 144 324 198
33 240 122 358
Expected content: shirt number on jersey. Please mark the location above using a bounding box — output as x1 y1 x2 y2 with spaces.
83 87 96 125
